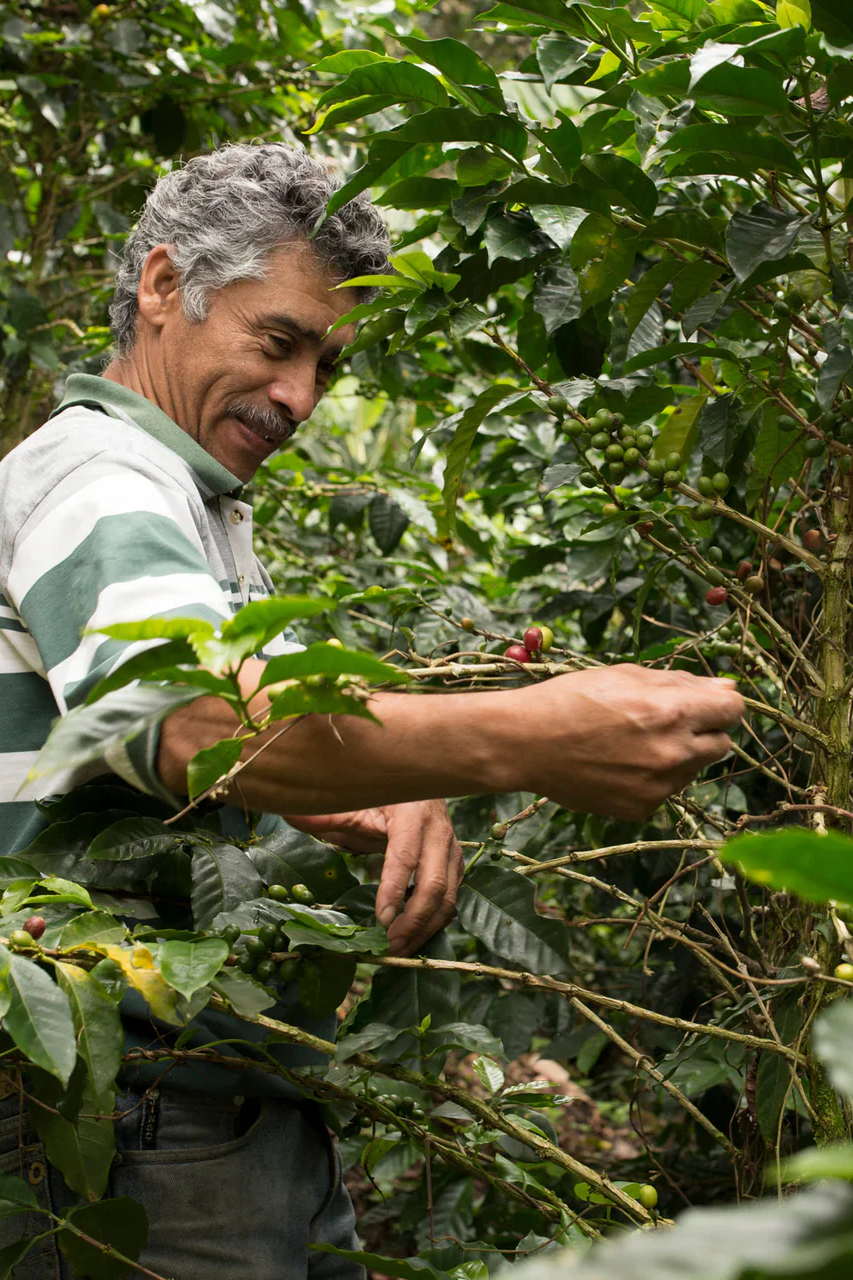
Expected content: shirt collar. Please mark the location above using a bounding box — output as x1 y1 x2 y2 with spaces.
51 373 243 498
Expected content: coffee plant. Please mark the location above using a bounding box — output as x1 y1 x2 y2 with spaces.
6 0 853 1276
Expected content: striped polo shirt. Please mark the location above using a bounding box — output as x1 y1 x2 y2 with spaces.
0 372 301 854
0 374 334 1098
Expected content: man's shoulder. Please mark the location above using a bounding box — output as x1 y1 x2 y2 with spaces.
0 404 200 562
0 404 198 511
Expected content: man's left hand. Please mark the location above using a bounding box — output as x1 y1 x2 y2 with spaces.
282 801 463 956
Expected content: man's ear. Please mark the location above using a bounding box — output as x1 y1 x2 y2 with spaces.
137 244 182 332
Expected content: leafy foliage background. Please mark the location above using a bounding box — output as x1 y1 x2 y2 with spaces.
5 0 853 1277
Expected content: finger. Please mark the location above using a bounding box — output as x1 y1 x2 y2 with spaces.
375 814 425 928
691 731 734 766
683 683 745 733
387 831 460 957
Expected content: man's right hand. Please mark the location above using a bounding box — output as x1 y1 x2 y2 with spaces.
508 664 744 820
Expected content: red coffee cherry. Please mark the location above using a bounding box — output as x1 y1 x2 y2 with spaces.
705 587 728 606
504 645 533 663
23 916 46 941
523 627 543 652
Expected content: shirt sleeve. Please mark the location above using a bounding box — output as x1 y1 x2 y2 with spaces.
5 448 234 804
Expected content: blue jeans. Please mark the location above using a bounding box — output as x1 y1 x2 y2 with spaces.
0 1084 363 1280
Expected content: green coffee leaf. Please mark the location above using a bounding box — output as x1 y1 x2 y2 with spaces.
158 937 229 1000
258 643 406 688
3 953 77 1084
86 817 180 861
779 1143 853 1184
187 737 244 802
726 202 810 283
191 844 264 930
457 867 570 976
26 685 205 783
56 962 123 1100
722 827 853 905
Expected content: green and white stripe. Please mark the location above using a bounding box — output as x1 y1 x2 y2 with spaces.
0 373 301 856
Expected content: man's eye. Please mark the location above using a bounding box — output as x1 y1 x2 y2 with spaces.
270 335 293 354
317 362 338 380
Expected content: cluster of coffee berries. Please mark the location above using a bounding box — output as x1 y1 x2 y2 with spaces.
779 403 853 450
702 546 765 607
693 470 730 520
220 921 300 984
267 882 314 906
551 400 658 489
373 1093 427 1123
504 624 554 665
8 915 47 949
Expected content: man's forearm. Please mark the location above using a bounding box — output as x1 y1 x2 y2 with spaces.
159 666 516 813
158 660 745 821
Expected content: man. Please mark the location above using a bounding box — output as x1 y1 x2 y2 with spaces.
0 143 742 1277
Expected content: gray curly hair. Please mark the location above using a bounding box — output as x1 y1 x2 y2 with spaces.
109 143 391 356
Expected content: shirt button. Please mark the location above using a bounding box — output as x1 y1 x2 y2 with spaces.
230 509 243 525
238 574 245 586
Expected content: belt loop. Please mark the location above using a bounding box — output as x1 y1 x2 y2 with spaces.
140 1088 160 1150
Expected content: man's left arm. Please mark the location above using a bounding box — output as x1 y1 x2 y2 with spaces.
283 801 463 957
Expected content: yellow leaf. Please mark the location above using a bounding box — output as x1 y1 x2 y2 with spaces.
95 945 181 1026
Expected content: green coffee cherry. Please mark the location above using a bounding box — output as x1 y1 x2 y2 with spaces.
580 471 597 487
591 432 610 449
607 462 626 482
640 482 660 500
665 452 682 472
646 459 666 479
245 936 269 960
221 924 240 948
278 957 300 983
707 547 723 564
547 395 568 416
258 923 279 951
605 443 624 462
804 437 825 457
564 420 584 438
255 958 276 983
291 884 315 906
694 502 715 520
663 469 682 488
623 447 640 466
268 883 290 902
706 568 725 587
237 953 258 974
697 476 716 497
712 472 730 493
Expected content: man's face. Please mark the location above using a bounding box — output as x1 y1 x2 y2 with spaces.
156 243 357 483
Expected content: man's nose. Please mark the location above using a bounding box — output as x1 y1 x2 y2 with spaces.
267 363 319 425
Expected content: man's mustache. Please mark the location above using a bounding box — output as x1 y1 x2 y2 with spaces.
228 402 296 441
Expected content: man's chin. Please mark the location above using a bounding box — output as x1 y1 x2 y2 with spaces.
218 416 281 480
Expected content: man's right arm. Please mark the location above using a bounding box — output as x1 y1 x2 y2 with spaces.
158 659 744 819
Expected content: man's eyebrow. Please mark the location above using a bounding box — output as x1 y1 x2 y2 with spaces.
257 313 347 357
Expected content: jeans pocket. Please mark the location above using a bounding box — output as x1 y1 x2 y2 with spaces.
0 1145 61 1280
112 1091 264 1166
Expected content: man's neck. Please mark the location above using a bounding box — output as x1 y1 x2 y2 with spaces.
102 357 174 424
